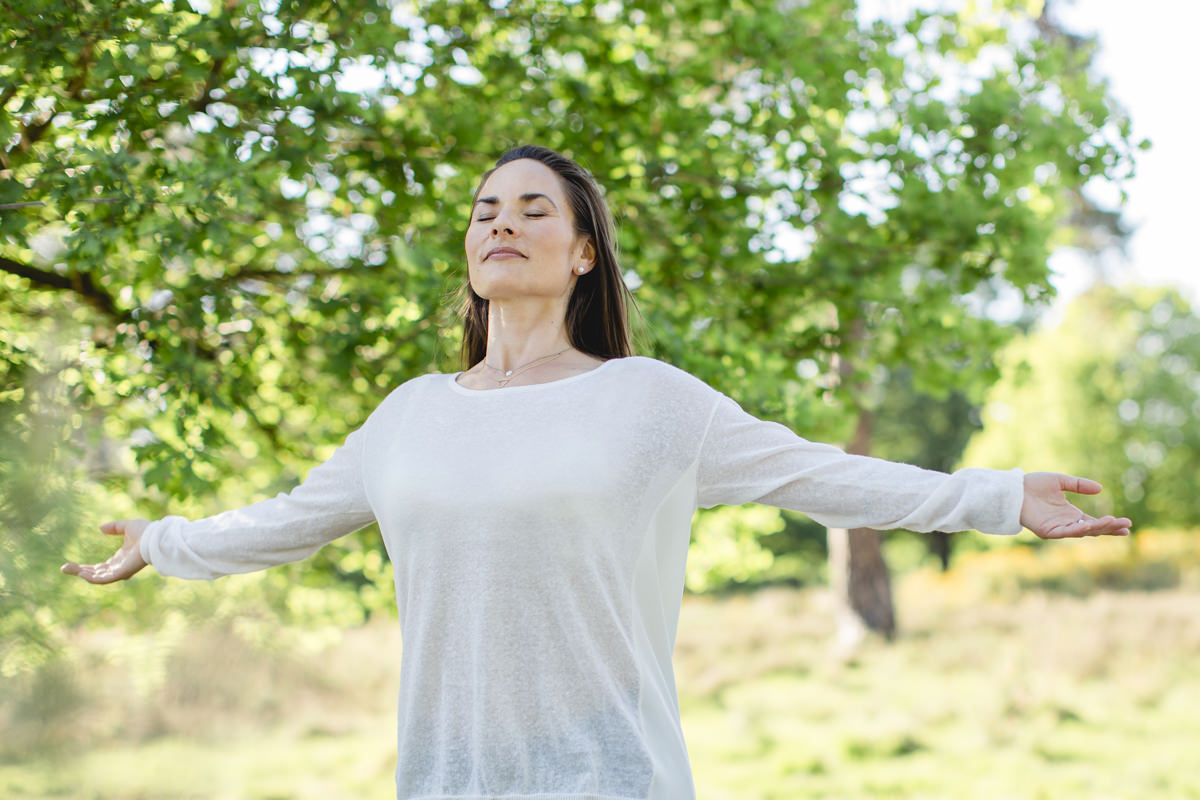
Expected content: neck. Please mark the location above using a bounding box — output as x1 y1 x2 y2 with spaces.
483 297 574 371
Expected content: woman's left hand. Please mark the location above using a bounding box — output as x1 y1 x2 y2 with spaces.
1019 472 1132 539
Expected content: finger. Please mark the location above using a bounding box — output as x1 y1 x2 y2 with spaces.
1061 475 1103 495
100 520 125 536
1083 515 1132 533
89 567 121 584
63 562 104 580
77 563 119 584
1095 519 1132 537
1039 516 1106 539
1061 516 1131 539
64 557 111 583
61 562 80 576
68 564 97 582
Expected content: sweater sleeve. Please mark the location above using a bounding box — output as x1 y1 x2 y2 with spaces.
138 420 377 580
694 392 1024 535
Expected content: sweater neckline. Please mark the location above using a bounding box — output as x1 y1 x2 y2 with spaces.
447 356 620 396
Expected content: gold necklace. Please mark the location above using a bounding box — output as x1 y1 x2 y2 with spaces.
481 346 573 387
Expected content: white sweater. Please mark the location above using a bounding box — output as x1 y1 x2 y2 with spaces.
140 355 1023 799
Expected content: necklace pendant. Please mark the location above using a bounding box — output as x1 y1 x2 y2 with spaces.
505 369 513 376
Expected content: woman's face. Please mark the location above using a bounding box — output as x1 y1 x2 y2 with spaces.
465 158 594 303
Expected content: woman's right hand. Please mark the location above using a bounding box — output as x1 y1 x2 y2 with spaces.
61 519 151 584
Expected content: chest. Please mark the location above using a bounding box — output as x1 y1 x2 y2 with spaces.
364 392 681 532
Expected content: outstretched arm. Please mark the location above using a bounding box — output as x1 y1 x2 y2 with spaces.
695 393 1025 533
695 392 1133 537
59 404 382 582
1020 472 1131 539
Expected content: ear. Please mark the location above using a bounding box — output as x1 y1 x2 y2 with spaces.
575 237 596 274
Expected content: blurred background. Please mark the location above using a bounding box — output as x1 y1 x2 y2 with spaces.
3 0 1199 797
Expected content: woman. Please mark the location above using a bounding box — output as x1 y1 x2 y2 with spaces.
63 145 1132 799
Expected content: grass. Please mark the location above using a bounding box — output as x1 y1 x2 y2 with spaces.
676 585 1200 799
6 534 1200 799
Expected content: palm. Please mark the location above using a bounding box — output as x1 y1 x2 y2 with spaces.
61 519 150 584
1020 472 1132 539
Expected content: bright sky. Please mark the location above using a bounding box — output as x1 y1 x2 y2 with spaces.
1049 0 1200 307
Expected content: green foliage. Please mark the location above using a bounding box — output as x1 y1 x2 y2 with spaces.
688 507 831 594
868 367 988 567
2 0 1141 651
870 367 983 471
962 285 1200 529
0 346 85 676
686 505 783 592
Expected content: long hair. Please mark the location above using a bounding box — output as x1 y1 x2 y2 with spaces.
456 145 636 369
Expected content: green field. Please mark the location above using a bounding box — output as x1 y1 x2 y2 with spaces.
6 541 1200 799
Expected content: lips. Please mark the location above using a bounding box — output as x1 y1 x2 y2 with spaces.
484 246 526 260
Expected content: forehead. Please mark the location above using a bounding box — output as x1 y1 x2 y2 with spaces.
476 159 568 203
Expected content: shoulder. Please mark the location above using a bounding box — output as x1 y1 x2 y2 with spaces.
622 355 714 382
384 370 445 397
605 355 722 400
365 371 446 420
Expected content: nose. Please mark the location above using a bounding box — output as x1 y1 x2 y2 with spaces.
490 207 517 237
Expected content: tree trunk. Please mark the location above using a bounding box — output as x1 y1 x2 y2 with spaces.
828 407 896 653
929 531 952 572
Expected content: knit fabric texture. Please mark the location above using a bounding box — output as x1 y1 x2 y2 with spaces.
140 356 1024 799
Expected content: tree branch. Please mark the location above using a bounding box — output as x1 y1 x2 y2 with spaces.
0 198 123 210
212 264 353 288
0 256 129 321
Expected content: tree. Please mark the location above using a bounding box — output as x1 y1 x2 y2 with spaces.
795 0 1141 644
2 0 1140 663
962 284 1200 532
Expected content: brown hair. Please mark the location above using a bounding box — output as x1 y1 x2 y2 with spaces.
456 145 636 369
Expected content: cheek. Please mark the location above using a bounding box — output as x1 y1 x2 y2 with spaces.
464 229 485 262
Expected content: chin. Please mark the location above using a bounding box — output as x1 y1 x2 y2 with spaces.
472 280 565 302
470 280 514 301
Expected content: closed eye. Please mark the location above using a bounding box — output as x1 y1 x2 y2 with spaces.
474 212 547 222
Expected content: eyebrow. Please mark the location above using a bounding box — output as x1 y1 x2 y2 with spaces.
474 192 559 209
